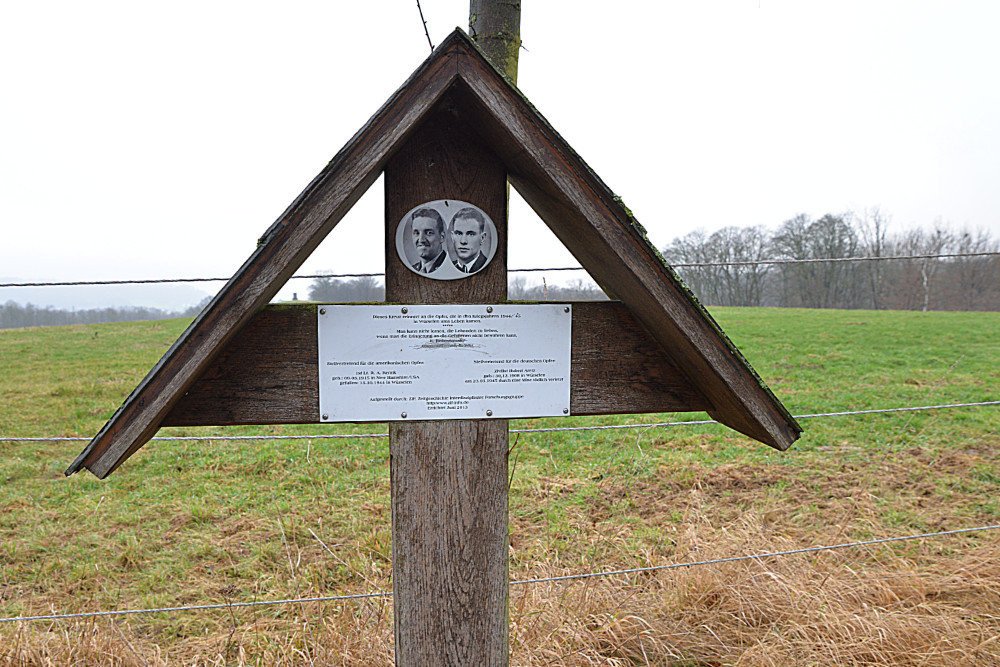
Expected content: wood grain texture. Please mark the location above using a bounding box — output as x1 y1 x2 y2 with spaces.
384 96 508 305
390 419 509 665
385 100 509 665
164 306 318 426
163 302 709 426
469 0 521 83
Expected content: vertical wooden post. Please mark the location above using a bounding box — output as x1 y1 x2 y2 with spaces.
470 0 522 84
384 100 509 665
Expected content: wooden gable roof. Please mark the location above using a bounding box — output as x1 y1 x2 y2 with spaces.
67 29 800 479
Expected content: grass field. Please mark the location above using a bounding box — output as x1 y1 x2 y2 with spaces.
1 307 999 665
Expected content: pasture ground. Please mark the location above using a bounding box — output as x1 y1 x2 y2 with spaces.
1 307 999 665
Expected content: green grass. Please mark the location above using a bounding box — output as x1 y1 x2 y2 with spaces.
1 307 998 662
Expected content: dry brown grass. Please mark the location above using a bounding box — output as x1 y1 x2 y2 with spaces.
4 310 999 664
5 509 999 666
6 444 1000 665
509 513 1000 666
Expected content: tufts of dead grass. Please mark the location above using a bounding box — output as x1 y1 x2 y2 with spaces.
509 511 1000 666
1 598 395 666
4 514 1000 665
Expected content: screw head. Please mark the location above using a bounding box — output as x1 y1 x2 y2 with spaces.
486 409 493 417
321 413 329 420
401 412 407 419
563 408 569 414
401 307 408 314
486 306 493 313
319 308 326 315
564 306 570 313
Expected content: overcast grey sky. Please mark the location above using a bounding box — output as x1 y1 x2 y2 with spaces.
3 1 998 307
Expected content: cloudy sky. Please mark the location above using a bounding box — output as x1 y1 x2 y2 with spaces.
3 1 998 308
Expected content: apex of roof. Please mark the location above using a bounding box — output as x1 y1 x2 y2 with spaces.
67 29 799 479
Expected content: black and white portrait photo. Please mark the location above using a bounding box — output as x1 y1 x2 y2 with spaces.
395 200 497 281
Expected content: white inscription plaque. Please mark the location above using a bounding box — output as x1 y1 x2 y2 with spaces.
318 304 571 422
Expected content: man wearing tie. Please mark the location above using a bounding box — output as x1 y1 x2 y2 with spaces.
410 208 449 275
449 207 489 274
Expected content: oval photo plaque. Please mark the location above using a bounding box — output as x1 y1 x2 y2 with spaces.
395 200 497 280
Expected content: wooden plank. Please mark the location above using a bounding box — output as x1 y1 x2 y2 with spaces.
447 53 801 450
68 28 797 481
390 418 509 664
384 99 509 665
66 35 465 478
570 301 710 415
163 301 709 426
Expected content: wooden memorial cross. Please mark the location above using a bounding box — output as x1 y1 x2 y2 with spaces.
384 99 511 659
65 30 801 666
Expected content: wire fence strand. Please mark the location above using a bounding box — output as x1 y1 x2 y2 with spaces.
3 252 997 288
508 523 1000 586
2 400 997 444
670 251 1000 269
3 523 997 624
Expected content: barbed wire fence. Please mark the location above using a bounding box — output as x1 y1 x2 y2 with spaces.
2 399 998 624
1 254 998 630
2 251 998 288
3 523 998 624
3 400 999 444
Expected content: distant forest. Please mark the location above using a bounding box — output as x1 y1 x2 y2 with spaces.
0 298 211 330
663 211 999 311
307 212 999 312
3 211 997 329
304 275 609 302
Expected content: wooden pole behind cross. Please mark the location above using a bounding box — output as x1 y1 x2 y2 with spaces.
384 101 510 664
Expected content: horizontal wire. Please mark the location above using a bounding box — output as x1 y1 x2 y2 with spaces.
670 251 999 269
2 252 997 288
0 273 386 288
2 269 574 289
3 523 997 624
511 400 999 434
793 400 1000 419
2 400 997 444
508 524 1000 586
0 591 391 624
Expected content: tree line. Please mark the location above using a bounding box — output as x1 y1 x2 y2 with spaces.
662 210 1000 311
305 275 608 302
6 211 996 330
0 298 211 330
1 275 610 329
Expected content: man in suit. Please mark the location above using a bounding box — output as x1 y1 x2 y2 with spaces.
410 208 448 274
449 207 490 274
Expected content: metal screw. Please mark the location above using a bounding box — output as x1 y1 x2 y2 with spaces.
401 307 408 314
486 409 493 417
320 308 326 315
401 412 408 418
486 306 493 313
564 306 570 313
321 413 329 420
563 408 569 414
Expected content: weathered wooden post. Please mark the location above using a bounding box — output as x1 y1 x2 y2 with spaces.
64 29 801 667
384 106 510 662
380 4 522 660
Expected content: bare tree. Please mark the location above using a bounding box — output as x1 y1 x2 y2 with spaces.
940 228 1000 311
855 206 890 309
663 212 997 312
879 226 947 311
772 213 861 309
663 226 772 307
307 275 385 302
